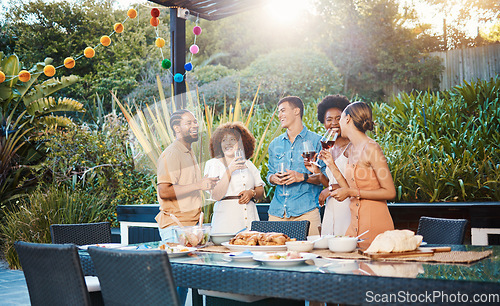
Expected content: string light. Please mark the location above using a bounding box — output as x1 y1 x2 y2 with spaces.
0 4 202 85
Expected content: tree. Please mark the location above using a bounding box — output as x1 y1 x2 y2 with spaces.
313 0 443 100
4 0 161 109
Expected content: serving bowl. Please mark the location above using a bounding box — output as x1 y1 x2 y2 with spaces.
328 236 358 253
210 233 235 246
285 241 314 252
175 225 211 247
307 235 333 249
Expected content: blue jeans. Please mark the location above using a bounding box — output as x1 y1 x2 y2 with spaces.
159 226 187 305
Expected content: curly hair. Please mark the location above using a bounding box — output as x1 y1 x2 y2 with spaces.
209 122 256 158
317 95 350 124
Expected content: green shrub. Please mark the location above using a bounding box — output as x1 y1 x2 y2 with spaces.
372 77 500 202
198 48 343 110
37 114 157 215
194 64 236 86
1 185 113 269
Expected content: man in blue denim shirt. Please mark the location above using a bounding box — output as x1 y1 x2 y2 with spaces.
267 96 325 236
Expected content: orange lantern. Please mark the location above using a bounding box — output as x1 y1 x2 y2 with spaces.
44 65 56 77
100 35 111 46
18 70 31 82
127 8 137 19
114 23 124 33
84 47 95 58
64 57 76 69
150 17 159 27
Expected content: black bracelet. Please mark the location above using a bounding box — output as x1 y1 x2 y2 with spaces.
303 173 309 182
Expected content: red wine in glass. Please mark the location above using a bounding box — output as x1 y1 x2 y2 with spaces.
303 151 316 162
320 129 338 150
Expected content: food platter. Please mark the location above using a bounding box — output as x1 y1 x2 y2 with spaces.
221 242 287 252
164 246 197 258
253 252 318 267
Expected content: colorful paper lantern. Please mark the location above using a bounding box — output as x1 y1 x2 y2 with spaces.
100 35 111 46
0 71 5 83
151 8 160 18
114 23 124 33
127 8 137 19
44 65 56 77
189 44 199 54
155 38 166 48
193 26 202 36
64 57 75 69
184 62 193 71
162 59 172 69
174 73 184 83
84 47 95 58
18 70 31 82
150 17 159 27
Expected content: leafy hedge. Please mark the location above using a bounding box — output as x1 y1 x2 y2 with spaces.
198 48 343 109
372 77 500 202
1 185 114 269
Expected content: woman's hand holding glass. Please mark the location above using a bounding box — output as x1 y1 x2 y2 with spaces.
227 155 246 174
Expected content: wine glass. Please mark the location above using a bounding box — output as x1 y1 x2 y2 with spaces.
303 140 320 167
204 165 219 201
235 148 246 190
278 162 289 196
320 129 338 151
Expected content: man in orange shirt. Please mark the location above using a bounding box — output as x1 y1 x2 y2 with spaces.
156 109 217 242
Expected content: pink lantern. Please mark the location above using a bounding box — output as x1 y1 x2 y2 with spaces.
190 44 199 54
193 26 202 35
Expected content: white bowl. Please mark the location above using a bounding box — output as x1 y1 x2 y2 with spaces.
285 241 314 252
307 235 333 249
328 236 358 253
210 233 235 246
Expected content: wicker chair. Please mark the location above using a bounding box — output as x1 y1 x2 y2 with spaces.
250 220 310 240
417 216 468 244
14 241 102 306
50 222 112 246
88 247 180 306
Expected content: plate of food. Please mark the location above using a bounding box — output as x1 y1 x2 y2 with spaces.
159 244 197 257
221 242 287 252
221 231 295 252
253 252 318 267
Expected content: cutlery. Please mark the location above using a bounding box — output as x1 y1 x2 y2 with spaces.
355 230 369 240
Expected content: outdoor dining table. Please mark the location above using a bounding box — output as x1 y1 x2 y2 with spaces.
79 244 500 305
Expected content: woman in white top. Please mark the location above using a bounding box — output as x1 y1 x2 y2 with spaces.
205 122 265 234
306 95 351 236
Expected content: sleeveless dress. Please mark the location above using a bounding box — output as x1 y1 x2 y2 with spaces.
321 145 351 236
344 141 394 249
204 158 264 234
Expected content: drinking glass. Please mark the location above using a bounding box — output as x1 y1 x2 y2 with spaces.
303 140 320 167
278 162 289 196
204 165 219 201
320 129 338 150
235 148 246 189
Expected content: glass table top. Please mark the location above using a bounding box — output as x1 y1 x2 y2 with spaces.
137 242 500 284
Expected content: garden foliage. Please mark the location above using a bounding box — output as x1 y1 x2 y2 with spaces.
1 185 114 269
197 48 343 109
372 76 500 202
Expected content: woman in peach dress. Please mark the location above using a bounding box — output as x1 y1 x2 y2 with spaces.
330 101 395 249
